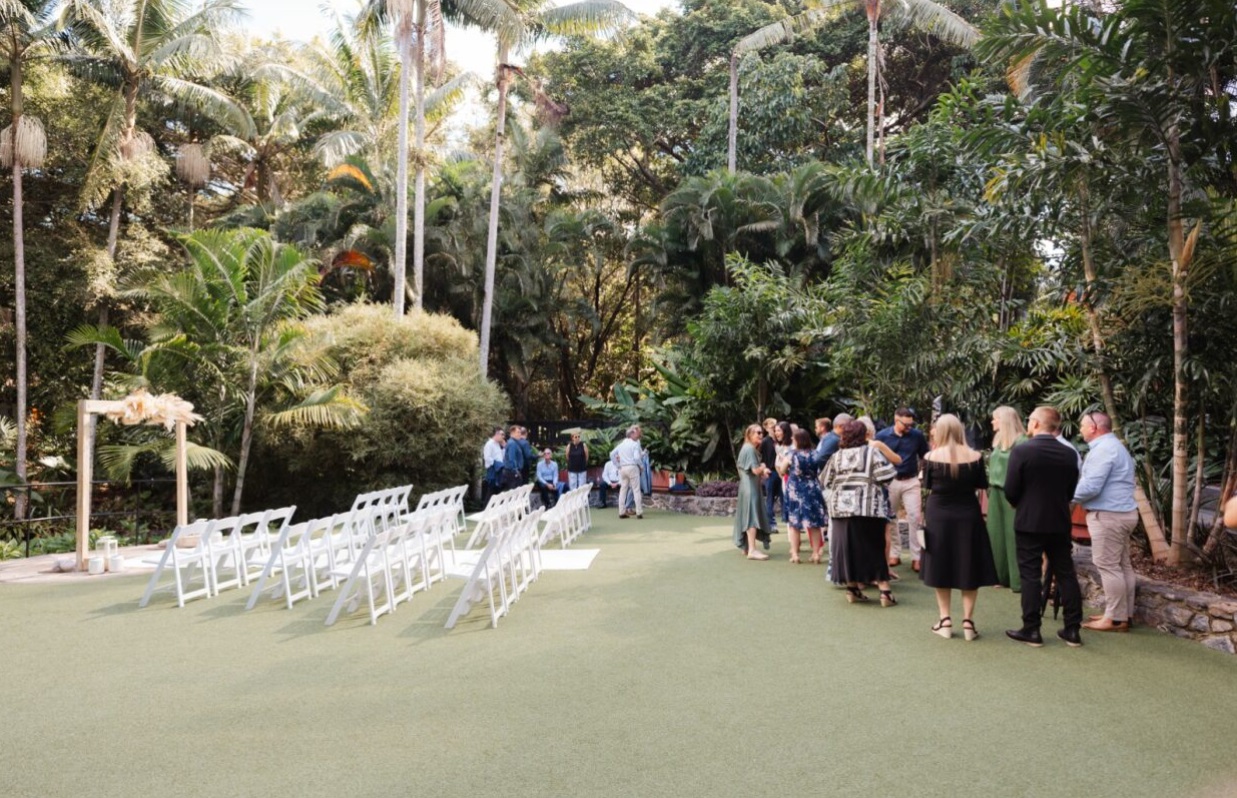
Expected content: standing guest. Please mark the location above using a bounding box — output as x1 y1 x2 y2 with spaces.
821 421 898 606
760 418 783 532
819 413 852 579
786 429 828 564
875 408 929 571
502 425 531 489
814 418 835 458
860 415 903 575
535 448 565 509
920 415 999 642
1074 411 1139 633
986 406 1027 591
1003 406 1084 648
774 421 794 526
735 424 774 560
1056 427 1083 469
482 426 506 504
613 425 645 520
565 432 590 491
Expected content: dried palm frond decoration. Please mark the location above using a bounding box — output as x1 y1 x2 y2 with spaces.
0 115 47 169
118 130 156 161
175 143 210 187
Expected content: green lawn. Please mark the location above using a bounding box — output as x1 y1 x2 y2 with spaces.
1 509 1234 798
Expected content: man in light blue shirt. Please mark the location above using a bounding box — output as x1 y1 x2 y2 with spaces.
535 448 565 509
612 425 644 519
1073 411 1138 633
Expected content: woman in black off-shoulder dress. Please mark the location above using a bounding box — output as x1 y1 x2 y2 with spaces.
920 414 999 641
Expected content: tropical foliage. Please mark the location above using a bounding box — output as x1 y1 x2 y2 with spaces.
1 0 1235 581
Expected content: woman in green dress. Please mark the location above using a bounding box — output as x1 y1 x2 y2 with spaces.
734 424 774 560
986 406 1027 591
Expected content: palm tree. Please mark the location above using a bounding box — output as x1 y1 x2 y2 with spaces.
477 0 634 379
358 0 518 318
133 228 364 514
977 0 1237 563
60 0 254 436
728 0 978 171
0 0 57 522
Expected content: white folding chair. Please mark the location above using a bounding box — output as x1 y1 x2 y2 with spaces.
140 519 215 608
245 516 319 610
325 527 400 626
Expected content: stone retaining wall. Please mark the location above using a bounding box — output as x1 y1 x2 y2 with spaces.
645 494 737 517
1074 550 1237 655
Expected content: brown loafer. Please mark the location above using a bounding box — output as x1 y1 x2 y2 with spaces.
888 558 901 568
1082 618 1130 633
911 560 921 573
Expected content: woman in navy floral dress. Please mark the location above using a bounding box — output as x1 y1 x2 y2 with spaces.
785 428 827 564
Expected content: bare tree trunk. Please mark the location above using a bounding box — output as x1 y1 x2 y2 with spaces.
865 10 878 168
212 464 224 518
12 155 27 521
392 14 412 317
1186 412 1206 547
479 44 510 380
1166 136 1190 565
230 354 260 516
412 2 428 311
727 53 739 174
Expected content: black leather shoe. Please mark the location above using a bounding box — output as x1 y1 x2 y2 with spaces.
1057 627 1084 648
1005 628 1044 647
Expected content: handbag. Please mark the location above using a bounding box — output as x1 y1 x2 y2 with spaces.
916 527 927 552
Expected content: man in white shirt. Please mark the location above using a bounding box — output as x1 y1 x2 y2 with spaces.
481 426 505 504
612 425 644 519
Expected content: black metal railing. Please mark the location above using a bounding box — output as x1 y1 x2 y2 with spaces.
1 479 178 558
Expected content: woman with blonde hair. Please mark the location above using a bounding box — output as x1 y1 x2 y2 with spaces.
986 405 1027 591
734 424 774 560
920 414 999 641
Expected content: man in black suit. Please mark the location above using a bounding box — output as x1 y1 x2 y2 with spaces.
1002 406 1084 648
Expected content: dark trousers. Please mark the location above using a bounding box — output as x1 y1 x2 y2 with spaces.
535 482 561 509
597 481 633 511
763 474 784 526
1015 532 1083 630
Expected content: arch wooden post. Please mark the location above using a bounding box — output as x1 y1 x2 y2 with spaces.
76 399 192 572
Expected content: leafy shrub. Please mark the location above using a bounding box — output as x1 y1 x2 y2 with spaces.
695 480 739 498
248 304 509 516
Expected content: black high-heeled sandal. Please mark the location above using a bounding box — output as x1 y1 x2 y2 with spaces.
879 589 897 608
845 585 869 604
962 618 979 642
932 616 952 639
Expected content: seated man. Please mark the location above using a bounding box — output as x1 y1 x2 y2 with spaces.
535 448 565 509
597 457 635 513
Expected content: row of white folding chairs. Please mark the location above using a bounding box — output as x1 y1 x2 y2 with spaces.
324 506 457 626
414 484 468 549
464 484 532 549
538 484 593 549
349 484 412 526
139 506 296 608
444 506 546 629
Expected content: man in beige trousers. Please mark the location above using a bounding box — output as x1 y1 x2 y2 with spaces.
1073 411 1139 632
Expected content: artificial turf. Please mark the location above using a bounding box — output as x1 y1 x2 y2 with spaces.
1 509 1234 798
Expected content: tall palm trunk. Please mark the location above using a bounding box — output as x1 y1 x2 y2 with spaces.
479 43 510 379
230 348 261 515
392 13 412 316
10 58 28 521
864 3 880 168
727 53 739 174
412 1 427 311
1166 130 1191 565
